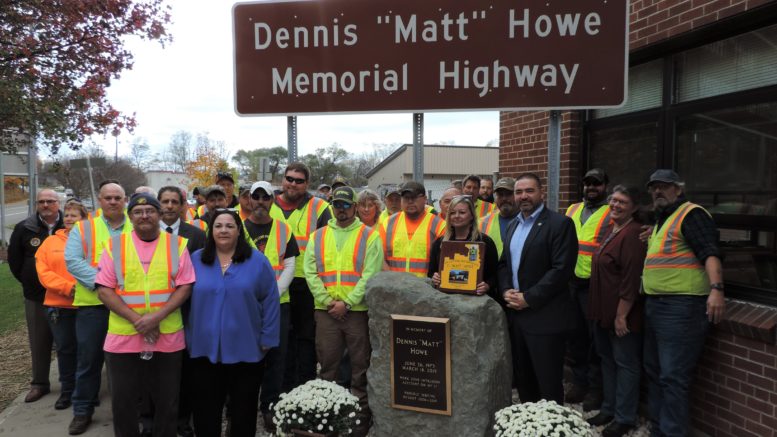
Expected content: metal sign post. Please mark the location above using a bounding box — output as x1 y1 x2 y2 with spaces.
287 116 298 163
412 113 424 183
27 141 37 216
546 111 561 211
86 156 97 209
0 152 5 246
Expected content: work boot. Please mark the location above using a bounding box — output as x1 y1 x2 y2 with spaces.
582 390 603 412
54 393 72 410
564 384 586 404
68 415 92 435
263 411 276 433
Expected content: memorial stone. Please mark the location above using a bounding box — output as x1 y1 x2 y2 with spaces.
366 272 512 437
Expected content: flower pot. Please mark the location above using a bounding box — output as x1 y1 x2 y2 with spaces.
291 429 338 437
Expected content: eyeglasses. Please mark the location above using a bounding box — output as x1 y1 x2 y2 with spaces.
215 208 238 212
251 192 273 201
285 175 306 185
332 201 354 209
37 199 58 205
452 195 473 203
130 208 159 217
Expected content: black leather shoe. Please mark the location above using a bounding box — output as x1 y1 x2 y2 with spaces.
54 393 72 410
68 415 92 435
602 421 636 437
262 412 276 433
587 412 614 427
177 425 195 437
24 387 50 403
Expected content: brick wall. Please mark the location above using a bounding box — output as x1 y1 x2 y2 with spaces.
630 0 774 49
498 110 581 210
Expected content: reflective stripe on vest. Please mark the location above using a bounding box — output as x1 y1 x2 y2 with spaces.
313 225 372 288
266 220 290 281
643 202 710 295
73 217 133 307
106 232 186 335
645 202 704 269
566 202 611 278
475 199 493 218
293 197 326 252
384 212 443 277
479 212 505 258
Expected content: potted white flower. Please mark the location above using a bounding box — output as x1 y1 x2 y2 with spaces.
273 379 362 437
494 400 593 437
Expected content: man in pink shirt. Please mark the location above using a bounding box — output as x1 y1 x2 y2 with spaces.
95 193 195 437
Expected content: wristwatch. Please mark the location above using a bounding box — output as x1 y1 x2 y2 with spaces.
710 283 725 291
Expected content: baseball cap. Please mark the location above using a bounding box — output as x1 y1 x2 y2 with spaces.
318 183 331 190
398 181 426 196
331 186 357 203
250 181 274 196
204 185 226 198
216 171 234 184
494 177 516 192
127 193 161 212
647 169 683 187
583 168 609 184
331 176 349 188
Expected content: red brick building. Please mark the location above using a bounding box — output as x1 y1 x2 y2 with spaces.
499 1 777 436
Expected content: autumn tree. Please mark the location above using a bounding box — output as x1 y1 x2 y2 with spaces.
185 132 231 189
0 1 172 153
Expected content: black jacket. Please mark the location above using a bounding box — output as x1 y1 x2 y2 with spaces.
178 222 206 254
496 206 578 335
8 212 65 302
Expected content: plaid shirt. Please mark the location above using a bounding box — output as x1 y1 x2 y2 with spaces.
655 196 722 263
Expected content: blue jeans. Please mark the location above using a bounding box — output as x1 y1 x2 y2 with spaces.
72 305 109 416
593 324 642 425
259 303 290 413
644 296 709 437
47 307 78 397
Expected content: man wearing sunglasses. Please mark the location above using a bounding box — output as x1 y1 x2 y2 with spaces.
269 162 332 390
244 181 299 433
380 181 446 278
305 186 383 437
564 168 611 410
9 189 64 404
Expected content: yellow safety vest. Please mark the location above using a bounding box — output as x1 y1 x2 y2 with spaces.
260 220 292 304
475 199 494 218
479 212 505 258
73 217 133 306
383 212 445 278
643 202 710 296
105 232 187 335
187 218 207 231
196 204 207 218
311 224 378 311
270 196 329 277
566 203 612 279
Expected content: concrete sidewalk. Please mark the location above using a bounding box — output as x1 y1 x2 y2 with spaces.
0 363 113 436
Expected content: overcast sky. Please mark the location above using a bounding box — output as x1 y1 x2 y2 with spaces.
82 0 499 161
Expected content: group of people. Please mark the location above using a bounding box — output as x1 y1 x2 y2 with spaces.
8 162 724 437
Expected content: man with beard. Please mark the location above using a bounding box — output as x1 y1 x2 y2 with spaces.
479 177 495 203
496 173 577 404
244 181 298 433
269 163 332 390
65 182 134 434
642 169 724 437
478 177 517 258
95 193 193 437
462 174 495 218
380 181 445 278
8 189 64 404
305 186 383 437
564 168 611 410
437 186 462 221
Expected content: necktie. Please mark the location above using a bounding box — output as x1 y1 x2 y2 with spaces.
166 226 173 234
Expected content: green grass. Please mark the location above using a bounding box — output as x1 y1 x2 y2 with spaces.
0 263 25 335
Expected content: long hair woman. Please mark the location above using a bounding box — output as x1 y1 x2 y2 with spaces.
427 195 499 296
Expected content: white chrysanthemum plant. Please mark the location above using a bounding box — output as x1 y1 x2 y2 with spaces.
273 379 362 436
494 400 593 437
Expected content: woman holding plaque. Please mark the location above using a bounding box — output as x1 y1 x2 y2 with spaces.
428 195 498 295
586 185 647 437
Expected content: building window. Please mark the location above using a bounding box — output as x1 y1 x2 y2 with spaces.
587 24 777 304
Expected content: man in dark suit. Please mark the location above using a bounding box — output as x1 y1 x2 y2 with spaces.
496 173 578 404
147 186 205 437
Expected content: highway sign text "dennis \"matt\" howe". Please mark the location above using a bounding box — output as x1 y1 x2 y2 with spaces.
233 0 628 116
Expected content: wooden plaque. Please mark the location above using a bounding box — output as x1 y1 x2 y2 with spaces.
438 241 485 294
390 315 452 416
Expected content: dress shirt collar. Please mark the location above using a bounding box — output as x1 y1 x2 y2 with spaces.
517 203 544 224
160 218 181 234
